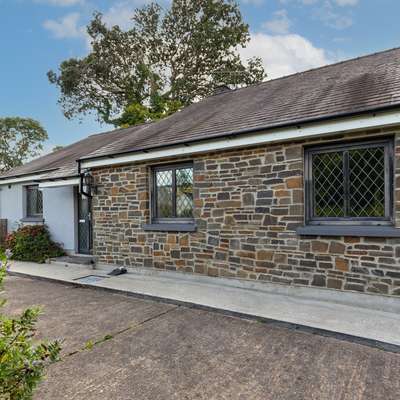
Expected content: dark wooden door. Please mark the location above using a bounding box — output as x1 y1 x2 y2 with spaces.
78 194 92 254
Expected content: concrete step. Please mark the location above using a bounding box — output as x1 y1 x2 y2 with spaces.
50 255 95 266
95 264 400 314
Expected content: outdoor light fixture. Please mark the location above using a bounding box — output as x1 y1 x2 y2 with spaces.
80 170 96 197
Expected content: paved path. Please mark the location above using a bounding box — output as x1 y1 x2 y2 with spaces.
3 275 400 400
8 261 400 348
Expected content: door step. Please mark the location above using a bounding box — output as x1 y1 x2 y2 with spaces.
50 255 95 266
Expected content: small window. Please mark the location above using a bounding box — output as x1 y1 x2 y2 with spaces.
305 139 393 225
26 185 43 218
152 163 194 222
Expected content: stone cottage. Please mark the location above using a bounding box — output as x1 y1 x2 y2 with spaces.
2 47 400 297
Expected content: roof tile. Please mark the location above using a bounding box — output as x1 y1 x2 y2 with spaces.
2 47 400 180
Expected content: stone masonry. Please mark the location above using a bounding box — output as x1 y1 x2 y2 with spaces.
91 127 400 297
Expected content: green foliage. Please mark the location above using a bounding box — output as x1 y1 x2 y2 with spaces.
0 118 48 172
117 99 182 128
84 340 94 351
5 225 64 264
0 254 61 400
84 334 114 352
52 145 64 152
48 0 266 127
0 253 6 293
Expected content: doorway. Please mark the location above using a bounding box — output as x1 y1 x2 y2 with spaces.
77 193 92 254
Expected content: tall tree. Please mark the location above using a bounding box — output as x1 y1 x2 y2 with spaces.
48 0 265 127
0 118 48 172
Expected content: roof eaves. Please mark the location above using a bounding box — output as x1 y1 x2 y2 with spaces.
0 168 59 181
79 102 400 163
34 173 80 182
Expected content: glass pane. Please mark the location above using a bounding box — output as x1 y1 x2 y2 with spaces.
313 152 345 217
156 170 173 218
27 189 33 216
27 186 42 216
176 167 193 218
349 146 385 217
37 189 43 214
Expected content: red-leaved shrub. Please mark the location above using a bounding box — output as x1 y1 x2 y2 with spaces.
6 225 64 263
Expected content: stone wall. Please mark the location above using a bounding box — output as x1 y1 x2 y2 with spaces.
91 127 400 296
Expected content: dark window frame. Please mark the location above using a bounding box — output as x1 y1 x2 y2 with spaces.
304 138 394 226
151 162 194 224
25 184 43 218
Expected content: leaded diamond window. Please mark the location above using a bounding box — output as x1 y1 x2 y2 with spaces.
305 139 393 225
153 163 194 221
313 152 345 218
26 185 43 217
176 168 194 218
156 170 173 218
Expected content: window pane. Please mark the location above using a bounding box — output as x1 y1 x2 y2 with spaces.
37 189 43 214
26 186 42 217
313 152 345 217
156 170 173 218
349 147 385 217
176 167 193 218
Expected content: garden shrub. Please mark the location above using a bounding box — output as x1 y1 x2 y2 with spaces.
5 225 64 263
0 252 61 400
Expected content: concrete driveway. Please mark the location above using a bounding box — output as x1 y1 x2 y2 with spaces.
4 276 400 400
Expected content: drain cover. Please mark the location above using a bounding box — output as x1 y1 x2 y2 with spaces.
75 275 107 284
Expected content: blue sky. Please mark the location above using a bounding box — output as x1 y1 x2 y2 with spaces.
0 0 399 150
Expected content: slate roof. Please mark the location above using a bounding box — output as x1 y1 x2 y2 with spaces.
81 47 400 160
0 127 135 180
2 47 400 181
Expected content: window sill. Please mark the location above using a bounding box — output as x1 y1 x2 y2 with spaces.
20 217 44 223
297 225 400 238
143 223 197 232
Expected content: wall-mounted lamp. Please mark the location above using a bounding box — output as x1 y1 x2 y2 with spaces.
80 170 97 197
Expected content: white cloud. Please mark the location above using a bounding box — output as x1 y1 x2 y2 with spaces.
101 2 137 30
240 32 332 79
334 0 358 5
284 0 356 29
263 9 291 35
316 2 353 29
280 0 358 6
241 0 265 5
279 0 318 4
35 0 84 6
42 1 155 48
43 12 83 38
94 0 154 30
325 14 353 29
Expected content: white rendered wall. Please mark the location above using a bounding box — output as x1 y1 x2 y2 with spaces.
0 183 24 232
42 186 76 252
0 183 77 252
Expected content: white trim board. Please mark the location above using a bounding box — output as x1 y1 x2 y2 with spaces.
0 173 48 186
39 178 79 188
80 109 400 169
0 174 79 188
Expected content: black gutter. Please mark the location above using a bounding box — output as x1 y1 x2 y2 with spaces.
78 159 82 194
78 103 400 163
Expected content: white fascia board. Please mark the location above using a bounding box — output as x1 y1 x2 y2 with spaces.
0 173 47 186
39 178 80 188
80 109 400 170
